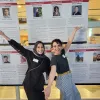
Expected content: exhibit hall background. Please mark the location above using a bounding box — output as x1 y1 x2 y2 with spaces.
0 0 100 100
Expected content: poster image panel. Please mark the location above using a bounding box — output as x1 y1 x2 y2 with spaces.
72 5 82 16
33 6 42 17
75 52 84 62
1 54 10 64
2 8 10 18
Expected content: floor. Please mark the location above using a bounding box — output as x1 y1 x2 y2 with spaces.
0 82 100 100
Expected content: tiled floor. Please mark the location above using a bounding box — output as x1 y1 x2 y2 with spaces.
0 82 100 100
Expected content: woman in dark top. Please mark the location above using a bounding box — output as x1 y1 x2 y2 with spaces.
43 27 81 100
0 31 50 100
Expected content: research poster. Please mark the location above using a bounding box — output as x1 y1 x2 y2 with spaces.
68 44 100 83
26 0 88 43
0 0 20 44
0 45 49 85
0 46 28 85
0 44 100 85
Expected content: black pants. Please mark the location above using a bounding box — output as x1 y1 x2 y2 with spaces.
23 77 45 100
24 84 45 100
23 73 45 100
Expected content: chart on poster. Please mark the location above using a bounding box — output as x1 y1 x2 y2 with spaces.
25 0 88 43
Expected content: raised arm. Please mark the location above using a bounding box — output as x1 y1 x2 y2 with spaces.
64 27 81 52
0 31 30 57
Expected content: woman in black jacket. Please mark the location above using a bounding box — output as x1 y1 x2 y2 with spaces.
0 31 50 100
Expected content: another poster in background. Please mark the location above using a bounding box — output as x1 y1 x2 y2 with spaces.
87 28 100 44
0 0 20 44
0 46 28 85
68 44 100 83
0 44 100 85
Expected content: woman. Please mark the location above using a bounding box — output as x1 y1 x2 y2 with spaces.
0 31 50 100
3 8 10 18
43 27 81 100
53 6 60 16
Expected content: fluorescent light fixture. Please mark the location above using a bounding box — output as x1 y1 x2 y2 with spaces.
88 28 92 37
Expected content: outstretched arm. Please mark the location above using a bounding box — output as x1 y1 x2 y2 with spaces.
0 31 30 57
64 27 81 52
48 65 56 87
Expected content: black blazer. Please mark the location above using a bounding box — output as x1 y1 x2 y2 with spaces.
72 11 81 15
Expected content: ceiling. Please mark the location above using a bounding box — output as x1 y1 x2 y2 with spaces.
17 0 100 21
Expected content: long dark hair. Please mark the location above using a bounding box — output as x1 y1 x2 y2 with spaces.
54 6 59 12
33 41 45 55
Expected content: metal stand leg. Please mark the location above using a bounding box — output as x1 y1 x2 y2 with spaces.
16 86 20 100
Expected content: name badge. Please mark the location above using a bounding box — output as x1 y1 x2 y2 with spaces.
62 54 66 58
33 58 39 63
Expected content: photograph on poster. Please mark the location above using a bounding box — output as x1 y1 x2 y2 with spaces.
2 8 10 18
1 54 10 64
93 52 100 62
72 5 82 16
75 52 84 62
19 18 27 24
53 5 60 16
33 7 42 17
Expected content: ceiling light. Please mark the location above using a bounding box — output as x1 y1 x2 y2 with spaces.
18 5 22 8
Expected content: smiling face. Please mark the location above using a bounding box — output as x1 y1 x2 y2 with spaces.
36 43 45 55
51 41 63 55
